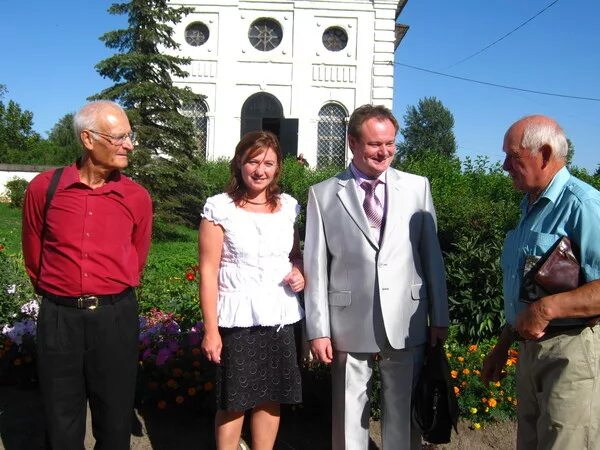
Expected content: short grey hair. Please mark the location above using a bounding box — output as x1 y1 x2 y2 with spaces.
73 100 126 145
520 116 568 160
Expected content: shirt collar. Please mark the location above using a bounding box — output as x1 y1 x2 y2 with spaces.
61 161 125 196
349 162 387 185
525 166 570 209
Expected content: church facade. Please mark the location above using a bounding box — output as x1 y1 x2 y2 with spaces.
170 0 408 167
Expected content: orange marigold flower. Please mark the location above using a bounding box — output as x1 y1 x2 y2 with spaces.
453 386 460 396
446 352 452 358
188 387 197 396
166 379 178 389
507 396 512 402
494 381 501 387
0 244 4 251
468 344 478 352
450 370 458 379
461 381 467 387
481 397 488 404
157 400 167 409
204 381 214 391
473 369 481 375
175 395 185 404
487 398 497 408
462 368 470 375
457 356 465 362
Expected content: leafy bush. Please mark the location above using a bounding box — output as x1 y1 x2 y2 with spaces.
0 249 35 326
138 241 199 328
5 177 29 208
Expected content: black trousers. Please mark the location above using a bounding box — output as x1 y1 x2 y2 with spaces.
36 289 139 450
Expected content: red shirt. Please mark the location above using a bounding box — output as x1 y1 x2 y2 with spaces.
22 163 153 296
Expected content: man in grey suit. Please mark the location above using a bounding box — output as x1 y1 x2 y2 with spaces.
304 104 449 450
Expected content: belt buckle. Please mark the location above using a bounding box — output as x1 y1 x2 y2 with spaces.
78 295 99 310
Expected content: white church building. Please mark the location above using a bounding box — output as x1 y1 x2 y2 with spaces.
170 0 408 167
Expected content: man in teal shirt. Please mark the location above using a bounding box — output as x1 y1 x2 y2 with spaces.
482 115 600 449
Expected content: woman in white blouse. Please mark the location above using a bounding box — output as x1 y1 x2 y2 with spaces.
199 131 305 450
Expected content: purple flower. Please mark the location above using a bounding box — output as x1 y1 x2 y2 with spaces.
156 347 172 366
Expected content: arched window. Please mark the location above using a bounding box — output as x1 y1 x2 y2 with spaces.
181 101 208 159
317 103 347 168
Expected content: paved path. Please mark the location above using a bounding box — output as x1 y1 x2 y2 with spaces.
0 385 382 449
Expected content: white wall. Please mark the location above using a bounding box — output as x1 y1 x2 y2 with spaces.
0 169 42 199
169 0 401 167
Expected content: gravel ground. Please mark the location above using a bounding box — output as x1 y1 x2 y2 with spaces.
0 385 515 450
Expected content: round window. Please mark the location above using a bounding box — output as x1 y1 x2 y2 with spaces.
322 26 348 52
185 22 210 47
248 18 282 52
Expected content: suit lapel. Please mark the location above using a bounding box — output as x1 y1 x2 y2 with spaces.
380 169 403 248
336 168 379 249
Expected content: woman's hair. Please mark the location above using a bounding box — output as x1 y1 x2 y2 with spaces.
226 130 282 210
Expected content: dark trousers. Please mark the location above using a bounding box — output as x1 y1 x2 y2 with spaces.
36 289 139 450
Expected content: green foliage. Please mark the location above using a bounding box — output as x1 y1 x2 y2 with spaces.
46 113 81 164
5 177 29 208
0 250 35 327
396 153 520 341
569 165 600 191
280 157 339 237
0 203 22 253
0 87 42 164
138 239 200 328
397 96 457 160
445 233 506 341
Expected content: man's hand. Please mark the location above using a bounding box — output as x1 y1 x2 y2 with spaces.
481 345 509 385
481 325 515 384
430 326 448 347
515 299 551 340
310 337 333 364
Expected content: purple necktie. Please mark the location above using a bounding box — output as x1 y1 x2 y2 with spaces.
360 180 382 231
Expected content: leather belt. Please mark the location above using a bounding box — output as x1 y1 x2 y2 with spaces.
42 287 132 310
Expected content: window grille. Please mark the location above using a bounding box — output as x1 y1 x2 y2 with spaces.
181 101 208 159
317 103 347 168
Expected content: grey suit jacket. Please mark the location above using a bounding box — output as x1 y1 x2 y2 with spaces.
303 167 449 353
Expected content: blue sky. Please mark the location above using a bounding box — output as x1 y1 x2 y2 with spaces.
1 0 599 171
393 0 600 171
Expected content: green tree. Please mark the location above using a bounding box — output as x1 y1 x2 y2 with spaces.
45 113 81 164
397 96 457 160
0 86 41 164
91 0 204 226
565 138 575 167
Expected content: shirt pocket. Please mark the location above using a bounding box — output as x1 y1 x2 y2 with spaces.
523 231 561 258
328 290 351 307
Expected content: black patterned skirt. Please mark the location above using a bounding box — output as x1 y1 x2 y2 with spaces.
215 323 302 411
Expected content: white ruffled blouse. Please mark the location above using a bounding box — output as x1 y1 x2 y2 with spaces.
201 193 305 328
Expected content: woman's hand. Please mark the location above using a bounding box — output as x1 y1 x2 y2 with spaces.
283 267 305 293
201 330 223 364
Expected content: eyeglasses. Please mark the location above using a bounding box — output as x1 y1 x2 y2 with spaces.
88 129 137 146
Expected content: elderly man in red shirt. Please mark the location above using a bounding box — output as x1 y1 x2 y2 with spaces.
22 100 152 450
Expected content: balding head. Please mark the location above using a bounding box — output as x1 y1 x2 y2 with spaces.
502 115 567 199
505 115 568 161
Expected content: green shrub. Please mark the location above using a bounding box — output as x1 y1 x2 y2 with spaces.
138 241 199 328
0 250 35 326
5 177 29 208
